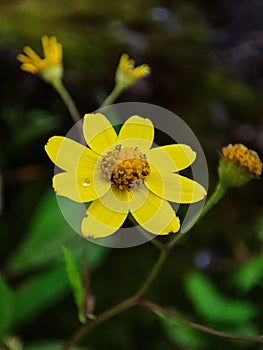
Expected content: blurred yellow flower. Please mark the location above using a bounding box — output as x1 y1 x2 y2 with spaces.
219 143 262 188
116 53 150 88
45 113 206 238
17 35 63 83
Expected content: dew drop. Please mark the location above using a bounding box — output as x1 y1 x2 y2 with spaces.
81 178 91 187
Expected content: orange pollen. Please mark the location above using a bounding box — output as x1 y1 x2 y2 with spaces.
100 144 150 191
222 144 262 176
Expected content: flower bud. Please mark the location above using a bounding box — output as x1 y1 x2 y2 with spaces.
17 35 63 85
115 53 150 89
219 144 262 188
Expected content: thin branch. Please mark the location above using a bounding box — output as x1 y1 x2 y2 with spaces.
134 250 169 300
63 250 169 349
62 296 137 350
140 299 263 344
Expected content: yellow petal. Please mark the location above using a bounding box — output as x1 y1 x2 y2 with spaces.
20 63 39 74
117 115 154 153
81 198 128 238
52 170 109 202
54 41 63 63
45 136 99 172
17 53 33 64
23 46 42 63
147 144 196 172
145 165 207 203
130 190 180 235
83 113 118 155
41 35 50 59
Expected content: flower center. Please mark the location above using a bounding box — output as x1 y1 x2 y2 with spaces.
100 145 150 191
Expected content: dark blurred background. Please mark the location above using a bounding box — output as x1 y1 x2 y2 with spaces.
0 1 263 349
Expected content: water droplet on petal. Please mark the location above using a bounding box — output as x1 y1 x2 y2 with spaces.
81 178 91 187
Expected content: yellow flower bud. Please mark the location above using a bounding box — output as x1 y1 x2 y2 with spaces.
219 144 262 188
115 53 150 89
17 35 63 85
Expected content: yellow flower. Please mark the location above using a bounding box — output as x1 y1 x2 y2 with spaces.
219 143 262 188
116 53 150 88
45 114 206 238
17 35 63 84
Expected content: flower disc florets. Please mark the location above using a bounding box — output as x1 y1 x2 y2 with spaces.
100 144 150 191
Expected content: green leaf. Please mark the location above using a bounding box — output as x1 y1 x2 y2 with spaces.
155 309 207 349
7 190 84 272
185 272 257 324
2 109 57 148
12 243 106 328
232 253 263 292
13 265 68 327
8 190 108 273
0 275 14 337
62 247 85 322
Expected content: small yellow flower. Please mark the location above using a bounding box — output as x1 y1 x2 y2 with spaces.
116 53 150 88
17 35 63 84
219 143 262 188
45 114 206 238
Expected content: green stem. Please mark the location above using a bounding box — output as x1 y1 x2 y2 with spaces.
100 84 123 107
166 181 226 250
62 296 137 350
63 250 169 349
134 250 169 299
52 79 81 124
198 181 226 220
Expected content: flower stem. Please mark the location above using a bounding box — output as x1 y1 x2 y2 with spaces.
198 181 226 220
100 84 123 107
52 79 82 124
134 250 169 300
166 181 227 250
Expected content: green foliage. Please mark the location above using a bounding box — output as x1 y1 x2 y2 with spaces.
2 190 108 334
232 253 263 293
7 190 107 273
62 247 85 323
155 309 207 349
13 265 68 327
0 275 14 338
185 272 257 324
2 109 57 149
